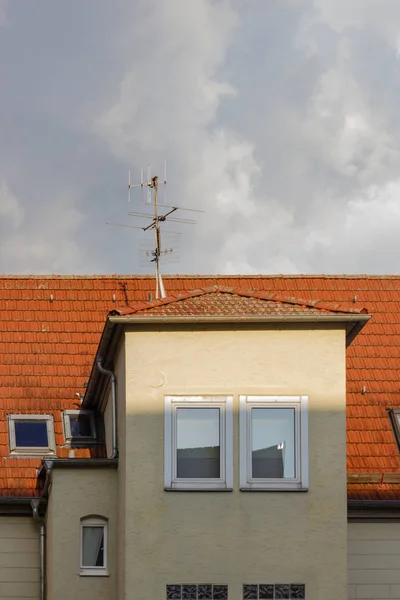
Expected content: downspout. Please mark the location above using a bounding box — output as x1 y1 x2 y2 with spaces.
97 360 118 458
31 461 53 600
31 499 45 600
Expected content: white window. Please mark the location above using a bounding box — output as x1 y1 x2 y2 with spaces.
8 414 56 455
239 396 308 491
63 410 96 444
164 396 233 491
80 517 108 576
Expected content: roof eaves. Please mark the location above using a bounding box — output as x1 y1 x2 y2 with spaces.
109 312 371 348
42 458 118 469
348 499 400 521
345 316 371 346
82 318 121 409
0 497 47 517
109 314 370 324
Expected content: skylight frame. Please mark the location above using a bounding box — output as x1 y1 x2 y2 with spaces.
8 414 56 456
389 409 400 451
63 410 97 446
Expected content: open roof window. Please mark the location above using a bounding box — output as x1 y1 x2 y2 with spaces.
8 415 56 455
390 409 400 449
63 410 97 445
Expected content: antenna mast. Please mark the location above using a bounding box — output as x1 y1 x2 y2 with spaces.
116 163 204 300
149 175 165 299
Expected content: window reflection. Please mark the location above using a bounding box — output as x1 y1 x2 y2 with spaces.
251 408 295 479
176 408 220 478
70 414 92 437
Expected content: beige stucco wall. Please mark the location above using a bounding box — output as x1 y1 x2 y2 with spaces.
115 340 126 600
348 522 400 600
46 467 117 600
103 386 113 459
121 323 348 600
0 516 39 600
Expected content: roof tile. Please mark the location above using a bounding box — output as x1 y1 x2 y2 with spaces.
115 286 367 318
0 273 396 497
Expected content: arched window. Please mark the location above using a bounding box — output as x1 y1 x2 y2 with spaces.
80 516 108 576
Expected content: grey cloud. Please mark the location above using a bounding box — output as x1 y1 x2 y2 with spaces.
0 180 23 226
1 0 400 276
0 0 7 26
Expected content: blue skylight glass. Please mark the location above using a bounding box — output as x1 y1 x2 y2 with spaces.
14 421 48 447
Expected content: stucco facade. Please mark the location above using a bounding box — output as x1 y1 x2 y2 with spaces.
6 513 400 600
45 468 117 600
348 523 400 600
115 322 348 600
0 516 40 600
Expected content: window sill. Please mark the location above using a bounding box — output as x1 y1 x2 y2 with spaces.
240 487 308 492
8 451 57 458
79 569 109 577
164 487 233 492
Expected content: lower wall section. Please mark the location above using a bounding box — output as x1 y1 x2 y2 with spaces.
348 522 400 600
0 516 40 600
46 467 117 600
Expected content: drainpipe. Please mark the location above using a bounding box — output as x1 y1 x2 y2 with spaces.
31 499 45 600
96 360 118 458
41 460 54 499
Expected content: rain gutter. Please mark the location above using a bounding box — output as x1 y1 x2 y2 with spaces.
348 499 400 521
41 458 118 471
109 313 370 346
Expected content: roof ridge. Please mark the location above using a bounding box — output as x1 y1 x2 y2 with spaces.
114 285 368 316
1 274 400 280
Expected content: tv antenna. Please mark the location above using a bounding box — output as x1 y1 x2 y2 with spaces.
107 162 204 300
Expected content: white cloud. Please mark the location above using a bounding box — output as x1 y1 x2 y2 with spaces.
94 0 264 274
3 1 400 275
0 188 85 274
92 0 400 275
312 0 400 46
302 61 399 185
306 180 400 272
95 0 238 161
0 180 23 226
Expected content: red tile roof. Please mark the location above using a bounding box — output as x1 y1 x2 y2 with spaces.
115 285 368 317
0 274 399 499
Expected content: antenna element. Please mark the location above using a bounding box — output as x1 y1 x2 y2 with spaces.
113 163 205 299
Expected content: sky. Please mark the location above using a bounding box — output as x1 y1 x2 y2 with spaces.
1 0 400 275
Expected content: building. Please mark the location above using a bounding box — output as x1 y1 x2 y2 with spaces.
1 275 400 600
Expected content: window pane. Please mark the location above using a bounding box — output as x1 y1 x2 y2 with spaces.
82 526 104 567
15 421 49 447
176 408 220 479
251 408 295 479
70 414 92 437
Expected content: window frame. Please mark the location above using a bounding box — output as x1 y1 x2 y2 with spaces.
80 517 108 577
164 395 233 491
239 395 308 491
389 409 400 451
8 414 56 455
63 410 97 445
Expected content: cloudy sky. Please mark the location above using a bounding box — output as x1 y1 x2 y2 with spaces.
1 0 400 275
